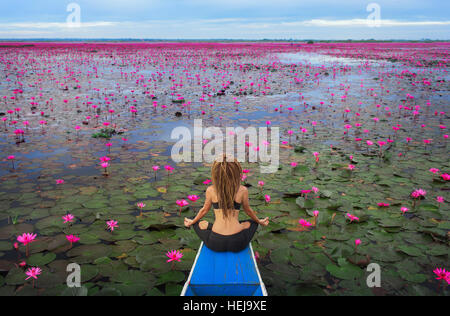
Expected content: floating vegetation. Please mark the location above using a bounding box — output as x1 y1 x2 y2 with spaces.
0 42 448 296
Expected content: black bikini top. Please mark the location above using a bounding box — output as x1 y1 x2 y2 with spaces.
212 201 241 210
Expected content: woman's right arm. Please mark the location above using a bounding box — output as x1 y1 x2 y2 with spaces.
184 187 212 227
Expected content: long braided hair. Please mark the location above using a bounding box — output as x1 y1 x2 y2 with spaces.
211 155 242 218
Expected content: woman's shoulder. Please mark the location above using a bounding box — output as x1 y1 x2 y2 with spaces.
238 185 248 193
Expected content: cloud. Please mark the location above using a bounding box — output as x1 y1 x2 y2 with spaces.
299 19 450 27
0 18 448 39
0 22 117 29
4 18 448 30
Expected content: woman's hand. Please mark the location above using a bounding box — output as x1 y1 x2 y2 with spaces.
258 217 269 226
184 218 194 228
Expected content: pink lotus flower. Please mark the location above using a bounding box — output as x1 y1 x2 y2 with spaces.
436 196 444 203
176 200 189 215
66 235 80 246
166 250 183 264
313 210 319 217
290 162 298 168
264 195 271 203
441 173 450 181
100 156 110 162
346 213 359 222
401 207 409 214
56 179 64 185
348 164 355 171
355 239 361 247
187 195 199 202
137 202 146 216
25 267 42 280
165 165 174 173
17 233 36 257
298 219 312 227
62 214 75 224
7 155 15 168
203 179 212 185
313 152 319 162
433 268 450 284
411 189 426 198
301 190 311 199
17 233 36 246
429 168 440 174
377 202 390 207
106 220 118 232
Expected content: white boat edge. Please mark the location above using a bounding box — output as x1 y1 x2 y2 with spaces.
180 242 204 296
180 242 268 296
250 243 268 296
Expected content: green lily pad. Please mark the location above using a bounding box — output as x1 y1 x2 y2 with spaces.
81 265 99 282
27 252 57 266
326 260 364 280
398 270 427 283
396 245 424 257
67 244 112 263
5 267 26 285
165 283 183 296
0 241 13 251
156 270 185 285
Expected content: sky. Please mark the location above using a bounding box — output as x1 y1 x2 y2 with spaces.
0 0 449 40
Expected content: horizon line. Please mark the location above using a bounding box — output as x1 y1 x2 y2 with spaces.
1 38 449 42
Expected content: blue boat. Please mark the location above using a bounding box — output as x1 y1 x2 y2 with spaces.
181 242 267 296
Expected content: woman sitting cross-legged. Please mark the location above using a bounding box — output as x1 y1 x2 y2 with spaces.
184 155 269 252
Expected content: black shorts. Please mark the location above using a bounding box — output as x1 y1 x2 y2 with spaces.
193 220 258 253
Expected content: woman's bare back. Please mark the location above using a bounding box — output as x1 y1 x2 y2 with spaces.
208 185 251 235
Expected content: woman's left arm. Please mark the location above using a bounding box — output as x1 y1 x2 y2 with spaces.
242 187 269 225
